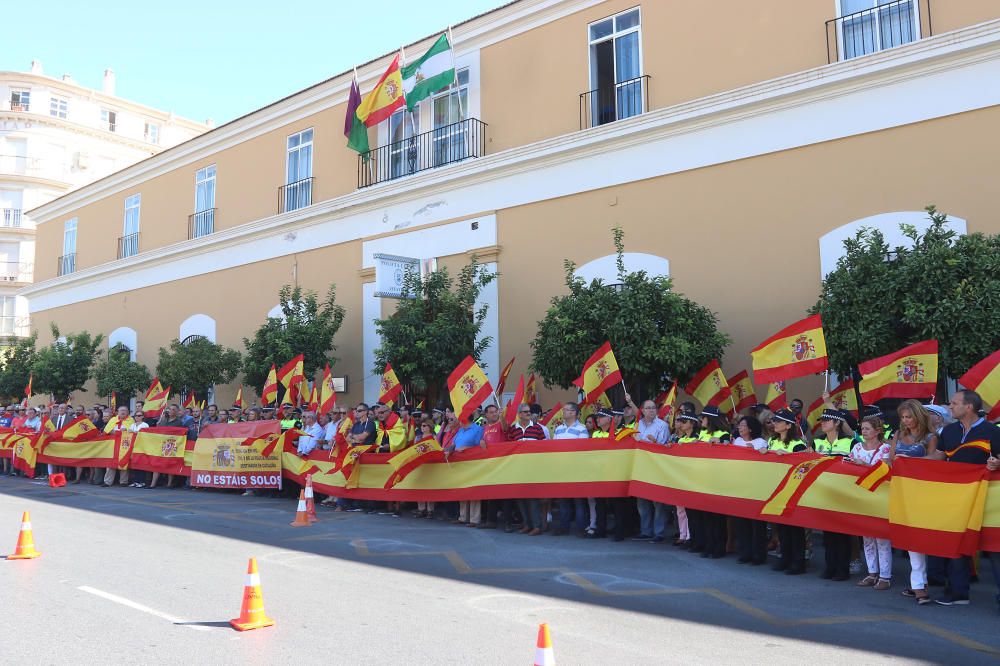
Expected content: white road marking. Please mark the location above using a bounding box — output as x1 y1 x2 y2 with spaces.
77 585 211 631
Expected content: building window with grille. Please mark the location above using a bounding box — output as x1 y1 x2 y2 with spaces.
60 218 77 276
283 128 313 212
839 0 919 59
10 90 30 112
192 165 216 238
431 68 469 167
121 194 140 258
587 8 643 126
50 97 68 119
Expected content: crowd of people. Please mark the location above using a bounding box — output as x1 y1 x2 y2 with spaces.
2 388 999 613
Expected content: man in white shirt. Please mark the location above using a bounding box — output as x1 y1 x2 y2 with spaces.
296 411 324 456
633 399 671 543
552 403 590 536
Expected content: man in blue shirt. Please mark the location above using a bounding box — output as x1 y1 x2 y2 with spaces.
444 414 485 526
931 389 1000 606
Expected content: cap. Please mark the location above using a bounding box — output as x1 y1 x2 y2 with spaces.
923 404 949 420
772 408 798 425
677 413 701 424
281 402 293 408
701 406 721 418
820 408 846 422
596 408 614 418
862 405 883 418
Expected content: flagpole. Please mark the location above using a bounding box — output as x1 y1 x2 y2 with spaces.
354 65 375 184
447 25 467 128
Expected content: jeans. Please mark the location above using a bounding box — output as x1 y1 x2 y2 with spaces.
558 498 587 533
518 499 542 529
945 556 972 597
636 499 668 538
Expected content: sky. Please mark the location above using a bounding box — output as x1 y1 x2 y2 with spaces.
2 0 504 125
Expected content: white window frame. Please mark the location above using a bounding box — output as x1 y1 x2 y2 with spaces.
192 165 216 237
0 296 15 336
283 128 313 211
121 194 140 257
10 89 30 111
144 122 160 144
49 96 68 119
101 108 117 132
61 218 77 274
586 7 644 125
835 0 921 60
430 68 471 167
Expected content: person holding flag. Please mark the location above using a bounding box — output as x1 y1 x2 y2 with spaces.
696 406 732 559
814 409 858 582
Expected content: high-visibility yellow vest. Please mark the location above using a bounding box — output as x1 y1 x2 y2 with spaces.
768 437 805 453
814 436 854 456
698 429 729 443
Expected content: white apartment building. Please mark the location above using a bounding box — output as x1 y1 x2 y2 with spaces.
0 60 208 341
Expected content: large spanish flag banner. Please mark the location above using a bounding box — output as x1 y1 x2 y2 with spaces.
888 457 990 557
379 362 403 407
573 341 622 406
751 314 828 383
448 356 494 424
727 371 756 413
191 421 282 489
53 415 103 442
128 427 190 474
685 360 731 407
38 435 117 468
859 339 938 403
959 349 1000 420
355 53 407 127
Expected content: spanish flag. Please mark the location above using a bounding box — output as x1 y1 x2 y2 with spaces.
355 53 407 128
751 314 829 383
765 380 787 410
24 374 32 401
56 415 103 442
685 360 731 408
503 375 525 428
727 370 756 414
384 438 444 488
128 427 189 474
319 363 337 415
656 381 677 420
858 339 938 403
144 386 170 419
958 349 1000 420
888 457 990 558
539 403 563 430
183 393 196 409
496 357 516 396
379 362 403 407
524 373 538 404
856 460 891 491
806 396 825 432
759 455 838 517
276 354 305 389
307 384 319 413
261 363 279 406
447 355 494 424
573 342 622 406
233 387 243 408
827 378 859 416
11 433 39 477
376 412 408 453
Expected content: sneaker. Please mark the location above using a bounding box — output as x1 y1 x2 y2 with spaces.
934 594 970 606
631 534 653 541
849 559 863 575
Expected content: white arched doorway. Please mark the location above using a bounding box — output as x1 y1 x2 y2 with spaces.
575 252 670 284
179 313 217 343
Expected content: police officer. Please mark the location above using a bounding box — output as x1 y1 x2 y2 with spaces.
279 403 301 431
815 408 856 581
768 408 810 575
697 406 731 559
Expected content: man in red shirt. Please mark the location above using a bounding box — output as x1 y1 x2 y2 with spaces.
480 404 508 529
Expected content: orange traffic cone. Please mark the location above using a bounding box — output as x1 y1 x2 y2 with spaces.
7 511 41 560
304 475 318 523
229 557 274 631
534 623 555 666
48 473 67 488
290 489 311 527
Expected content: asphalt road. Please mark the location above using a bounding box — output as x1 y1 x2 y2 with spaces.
1 475 998 664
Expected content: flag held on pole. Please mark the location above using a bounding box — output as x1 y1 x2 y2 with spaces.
685 360 731 408
751 314 828 383
958 349 1000 420
858 340 938 403
447 356 493 424
355 54 406 128
379 363 403 407
572 342 622 406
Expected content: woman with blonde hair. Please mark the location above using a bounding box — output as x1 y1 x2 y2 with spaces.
891 399 938 604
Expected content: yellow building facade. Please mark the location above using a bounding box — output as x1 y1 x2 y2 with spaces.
21 0 1000 407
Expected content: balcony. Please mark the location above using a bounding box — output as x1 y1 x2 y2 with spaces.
278 177 313 213
580 75 650 130
358 118 488 189
826 0 930 63
1 208 21 227
188 208 215 239
118 232 140 259
0 262 33 283
57 253 76 276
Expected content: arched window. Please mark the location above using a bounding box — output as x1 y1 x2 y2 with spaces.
574 252 670 285
180 335 206 345
179 314 216 343
108 326 138 361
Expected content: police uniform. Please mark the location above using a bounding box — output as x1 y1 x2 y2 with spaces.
695 407 731 559
815 409 857 581
769 408 809 575
670 413 701 548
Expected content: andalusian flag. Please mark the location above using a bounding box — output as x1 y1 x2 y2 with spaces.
379 363 403 407
503 375 525 428
524 373 538 405
276 355 305 390
496 357 515 396
402 34 455 111
959 349 1000 420
656 381 677 420
751 314 829 383
319 363 337 415
685 360 731 408
765 380 787 411
344 76 369 155
859 340 938 403
447 355 493 424
573 342 622 406
727 371 756 414
261 364 279 406
356 53 406 128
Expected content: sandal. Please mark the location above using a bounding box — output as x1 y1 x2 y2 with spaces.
915 592 931 605
857 575 877 587
874 578 891 591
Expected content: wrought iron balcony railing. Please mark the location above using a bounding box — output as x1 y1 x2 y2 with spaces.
358 118 487 189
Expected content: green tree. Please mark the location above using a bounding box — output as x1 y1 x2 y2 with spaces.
32 324 104 402
813 206 1000 394
243 284 346 392
94 347 152 405
0 333 37 402
374 258 497 406
531 228 729 401
156 337 241 401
